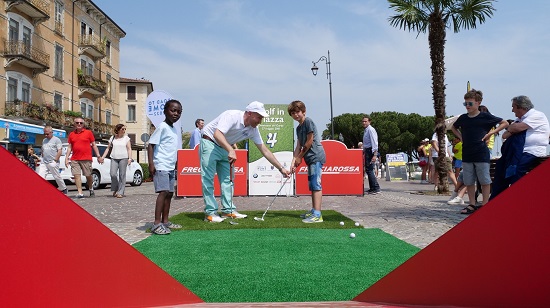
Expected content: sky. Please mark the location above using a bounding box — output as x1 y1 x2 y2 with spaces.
94 0 550 135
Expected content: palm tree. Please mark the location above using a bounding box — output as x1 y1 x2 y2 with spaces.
388 0 496 192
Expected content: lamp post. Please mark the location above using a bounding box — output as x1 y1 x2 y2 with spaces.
311 50 334 139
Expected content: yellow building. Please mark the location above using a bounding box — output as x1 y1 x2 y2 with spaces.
0 0 125 153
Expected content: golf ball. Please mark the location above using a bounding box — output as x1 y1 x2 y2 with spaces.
355 222 360 227
339 221 345 226
350 233 356 238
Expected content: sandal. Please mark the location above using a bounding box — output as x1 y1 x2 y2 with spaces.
151 223 171 235
115 194 124 198
164 222 182 229
460 205 479 215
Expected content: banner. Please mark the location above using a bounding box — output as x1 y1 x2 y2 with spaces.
386 153 408 181
145 90 182 149
9 129 36 144
295 140 363 196
0 119 65 138
248 104 294 195
176 148 248 197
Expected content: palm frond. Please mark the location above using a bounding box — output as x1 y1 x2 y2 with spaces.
447 0 497 33
388 0 430 33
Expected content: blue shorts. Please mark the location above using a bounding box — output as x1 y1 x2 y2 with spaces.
153 169 175 193
462 162 491 186
308 162 323 191
454 159 462 169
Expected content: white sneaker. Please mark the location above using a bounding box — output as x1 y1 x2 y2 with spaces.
449 191 458 201
447 196 464 205
221 211 248 219
204 214 226 223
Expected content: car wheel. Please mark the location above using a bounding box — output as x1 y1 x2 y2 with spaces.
91 170 101 190
131 170 143 186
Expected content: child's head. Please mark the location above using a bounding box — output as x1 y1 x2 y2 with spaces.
163 99 182 125
463 89 483 112
287 100 306 115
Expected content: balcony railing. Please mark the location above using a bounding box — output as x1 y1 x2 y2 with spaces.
78 34 106 60
54 20 63 36
3 40 50 69
4 0 50 24
3 100 113 134
78 74 107 96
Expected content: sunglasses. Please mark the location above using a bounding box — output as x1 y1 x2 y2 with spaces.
463 102 475 107
74 121 84 124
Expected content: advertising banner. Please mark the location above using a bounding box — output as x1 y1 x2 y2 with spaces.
295 140 363 196
386 153 408 181
176 148 248 197
0 119 66 138
145 90 183 149
248 104 294 196
9 129 36 144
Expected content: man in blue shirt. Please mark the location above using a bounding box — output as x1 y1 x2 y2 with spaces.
362 116 381 194
188 118 204 149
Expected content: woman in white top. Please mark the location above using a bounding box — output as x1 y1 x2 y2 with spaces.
102 124 132 198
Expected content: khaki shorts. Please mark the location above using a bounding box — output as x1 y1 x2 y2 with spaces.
70 160 92 177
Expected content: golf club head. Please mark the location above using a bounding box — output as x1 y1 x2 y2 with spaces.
254 217 264 221
229 220 239 225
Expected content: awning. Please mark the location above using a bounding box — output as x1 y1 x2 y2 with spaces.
0 118 66 138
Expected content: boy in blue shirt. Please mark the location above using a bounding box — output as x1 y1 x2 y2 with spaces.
147 99 183 234
288 100 326 223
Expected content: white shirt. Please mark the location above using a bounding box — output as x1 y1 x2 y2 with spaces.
202 110 263 145
362 125 378 152
517 108 550 157
110 135 130 159
148 122 178 171
431 132 451 157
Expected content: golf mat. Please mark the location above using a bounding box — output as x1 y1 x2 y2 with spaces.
135 212 419 303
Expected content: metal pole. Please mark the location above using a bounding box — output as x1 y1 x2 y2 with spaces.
327 50 334 138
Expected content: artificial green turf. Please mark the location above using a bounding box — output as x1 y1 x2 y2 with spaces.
134 228 419 303
158 210 363 231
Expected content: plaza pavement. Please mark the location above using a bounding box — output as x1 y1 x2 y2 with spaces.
73 179 467 249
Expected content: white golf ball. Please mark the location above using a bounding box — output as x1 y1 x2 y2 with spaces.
355 222 360 227
350 232 356 238
339 221 344 226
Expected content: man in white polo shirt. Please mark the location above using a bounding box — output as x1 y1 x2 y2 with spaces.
200 101 291 222
491 95 549 199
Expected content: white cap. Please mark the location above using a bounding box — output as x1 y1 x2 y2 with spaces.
422 138 429 142
245 101 269 117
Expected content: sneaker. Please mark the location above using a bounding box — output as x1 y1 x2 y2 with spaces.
300 209 314 219
204 214 226 223
75 194 85 199
449 191 458 201
89 190 95 197
164 222 183 229
420 180 428 184
368 190 381 195
447 196 465 205
151 223 171 235
302 215 323 223
61 188 68 195
221 211 248 219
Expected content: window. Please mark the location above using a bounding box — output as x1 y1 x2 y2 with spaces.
80 99 93 119
22 82 30 102
6 72 32 103
22 26 31 55
106 73 112 99
54 92 63 110
88 105 94 120
127 105 136 122
105 40 111 65
54 44 63 79
80 57 93 75
54 1 64 34
105 110 111 125
9 19 19 41
127 86 136 100
7 78 17 102
80 102 86 116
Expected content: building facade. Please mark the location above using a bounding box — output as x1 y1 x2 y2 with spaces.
119 77 153 162
0 0 125 153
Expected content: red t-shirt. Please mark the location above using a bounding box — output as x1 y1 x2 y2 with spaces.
68 129 95 161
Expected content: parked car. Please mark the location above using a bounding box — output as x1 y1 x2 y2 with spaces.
42 143 143 190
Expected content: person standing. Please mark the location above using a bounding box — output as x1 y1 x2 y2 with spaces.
38 126 67 194
362 116 381 194
288 100 326 223
189 118 204 149
490 95 549 200
200 101 290 222
65 117 104 198
26 147 40 170
417 138 430 183
451 89 508 214
101 124 132 198
147 100 183 235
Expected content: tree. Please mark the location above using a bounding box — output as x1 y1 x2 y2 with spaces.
388 0 496 192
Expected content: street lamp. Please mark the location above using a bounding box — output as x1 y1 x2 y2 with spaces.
311 50 334 139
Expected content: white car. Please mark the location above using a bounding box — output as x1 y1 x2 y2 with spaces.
42 143 143 190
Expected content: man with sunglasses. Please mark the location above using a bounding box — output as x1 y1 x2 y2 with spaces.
451 89 508 214
38 126 67 194
65 117 104 198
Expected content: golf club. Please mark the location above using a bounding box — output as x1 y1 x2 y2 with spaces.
254 174 292 222
228 161 238 225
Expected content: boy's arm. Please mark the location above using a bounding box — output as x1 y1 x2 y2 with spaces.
147 143 155 179
451 126 462 141
255 143 290 177
483 119 509 141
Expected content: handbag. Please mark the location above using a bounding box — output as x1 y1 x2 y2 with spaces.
105 136 114 159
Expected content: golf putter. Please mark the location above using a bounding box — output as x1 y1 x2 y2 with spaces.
254 174 292 222
228 161 238 225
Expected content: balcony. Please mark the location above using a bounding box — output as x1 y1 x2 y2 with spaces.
4 0 50 25
3 100 113 134
54 20 63 36
78 34 106 61
78 73 107 98
2 40 50 76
